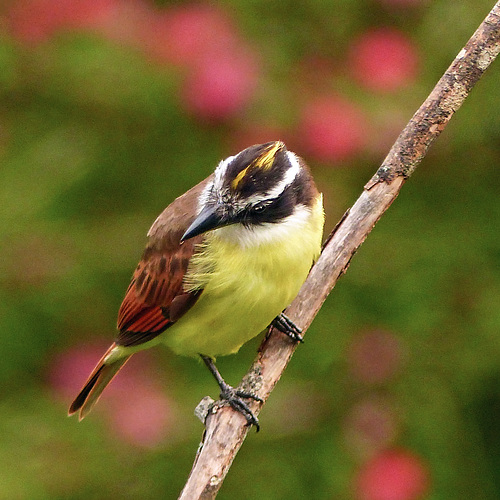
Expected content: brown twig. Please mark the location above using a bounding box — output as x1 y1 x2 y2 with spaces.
178 3 500 499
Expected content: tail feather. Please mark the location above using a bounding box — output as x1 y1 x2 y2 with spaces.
68 342 131 420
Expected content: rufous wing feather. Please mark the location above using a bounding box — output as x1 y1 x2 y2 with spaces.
115 232 203 347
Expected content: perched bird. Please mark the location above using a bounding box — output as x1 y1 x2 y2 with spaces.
69 141 324 428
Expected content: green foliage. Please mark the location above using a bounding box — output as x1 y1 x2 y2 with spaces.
1 0 500 498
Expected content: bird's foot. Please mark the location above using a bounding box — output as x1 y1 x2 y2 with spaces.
218 382 263 432
272 312 304 343
200 354 262 431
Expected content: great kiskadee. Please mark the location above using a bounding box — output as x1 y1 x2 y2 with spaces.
69 141 324 428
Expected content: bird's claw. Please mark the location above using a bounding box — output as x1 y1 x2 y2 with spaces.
272 313 304 342
219 384 262 432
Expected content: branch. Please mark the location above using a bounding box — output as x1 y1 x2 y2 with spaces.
178 3 500 498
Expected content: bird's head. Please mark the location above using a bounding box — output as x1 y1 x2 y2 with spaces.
181 141 318 244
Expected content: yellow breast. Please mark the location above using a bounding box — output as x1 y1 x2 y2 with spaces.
163 196 324 358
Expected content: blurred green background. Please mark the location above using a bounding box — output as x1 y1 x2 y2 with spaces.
1 0 500 498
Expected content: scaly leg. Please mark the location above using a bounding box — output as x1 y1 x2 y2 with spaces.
200 354 263 431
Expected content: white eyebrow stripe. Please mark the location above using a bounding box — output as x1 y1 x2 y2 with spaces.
213 154 236 190
235 151 302 207
265 150 301 199
197 179 214 212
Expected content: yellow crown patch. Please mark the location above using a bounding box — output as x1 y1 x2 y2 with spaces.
231 141 284 190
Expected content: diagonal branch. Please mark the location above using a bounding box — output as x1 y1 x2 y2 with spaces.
178 2 500 499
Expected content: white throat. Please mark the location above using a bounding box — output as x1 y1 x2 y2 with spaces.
213 204 312 248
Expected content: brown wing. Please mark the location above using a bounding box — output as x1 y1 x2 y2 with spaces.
115 176 212 347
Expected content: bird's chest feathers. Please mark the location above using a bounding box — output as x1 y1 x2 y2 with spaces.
166 199 323 357
184 221 315 305
171 228 311 357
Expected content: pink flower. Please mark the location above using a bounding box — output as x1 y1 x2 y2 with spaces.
348 28 419 92
356 449 430 500
8 0 118 44
107 383 175 449
143 4 238 67
297 95 368 163
182 49 259 121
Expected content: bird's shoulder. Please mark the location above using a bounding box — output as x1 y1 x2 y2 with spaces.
147 175 213 245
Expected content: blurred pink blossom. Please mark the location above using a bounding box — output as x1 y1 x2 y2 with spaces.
139 4 261 121
7 0 118 44
297 95 368 163
137 4 261 121
142 4 238 67
348 28 419 92
7 1 260 121
107 383 175 448
182 49 259 121
355 449 431 500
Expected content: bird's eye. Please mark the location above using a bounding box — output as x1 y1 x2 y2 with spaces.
253 203 267 213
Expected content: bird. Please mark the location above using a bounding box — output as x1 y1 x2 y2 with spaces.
69 141 324 429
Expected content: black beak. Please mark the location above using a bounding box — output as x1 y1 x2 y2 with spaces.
181 205 228 242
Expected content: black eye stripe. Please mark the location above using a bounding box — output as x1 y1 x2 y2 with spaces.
239 190 293 225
